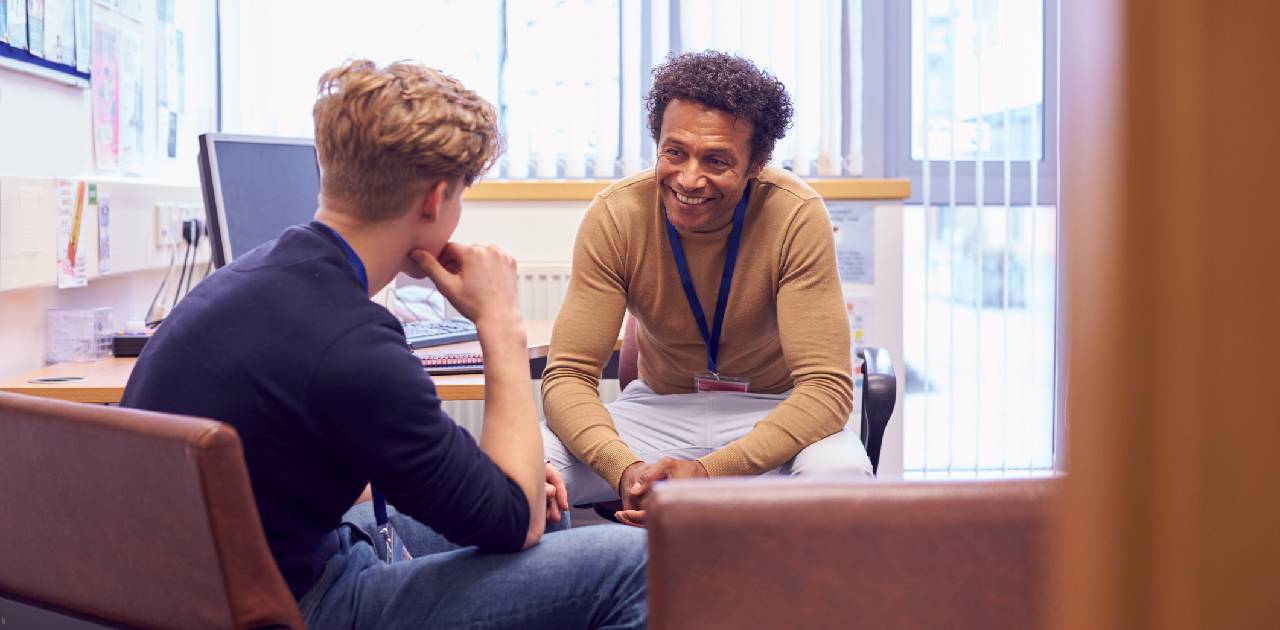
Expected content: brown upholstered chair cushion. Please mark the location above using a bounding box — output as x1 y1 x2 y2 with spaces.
647 477 1057 630
0 392 303 629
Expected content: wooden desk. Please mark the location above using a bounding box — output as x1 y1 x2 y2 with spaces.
0 320 609 404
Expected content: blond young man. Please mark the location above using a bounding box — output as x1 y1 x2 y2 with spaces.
122 60 646 628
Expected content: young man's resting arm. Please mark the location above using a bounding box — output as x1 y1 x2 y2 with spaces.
541 198 640 495
415 244 547 547
473 310 546 547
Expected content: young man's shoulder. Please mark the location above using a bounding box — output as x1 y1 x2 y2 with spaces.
212 228 376 314
158 224 397 365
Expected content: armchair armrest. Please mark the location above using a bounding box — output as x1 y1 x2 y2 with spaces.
856 346 897 472
647 478 1057 630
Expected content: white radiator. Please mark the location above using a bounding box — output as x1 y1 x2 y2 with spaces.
443 264 621 437
514 264 574 327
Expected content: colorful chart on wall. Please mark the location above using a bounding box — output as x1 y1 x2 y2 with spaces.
90 19 118 169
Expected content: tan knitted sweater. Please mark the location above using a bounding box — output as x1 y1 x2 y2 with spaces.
541 166 853 492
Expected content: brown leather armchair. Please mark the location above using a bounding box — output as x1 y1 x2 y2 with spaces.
647 477 1057 630
0 392 303 629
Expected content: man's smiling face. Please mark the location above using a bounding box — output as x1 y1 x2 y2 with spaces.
656 99 761 232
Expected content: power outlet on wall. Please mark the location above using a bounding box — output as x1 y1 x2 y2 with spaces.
154 204 205 248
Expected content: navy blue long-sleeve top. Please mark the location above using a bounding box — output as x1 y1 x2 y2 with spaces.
121 222 529 599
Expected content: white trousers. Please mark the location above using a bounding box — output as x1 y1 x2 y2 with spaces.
542 380 874 505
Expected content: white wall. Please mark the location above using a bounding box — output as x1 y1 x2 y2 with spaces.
451 200 586 263
0 70 93 176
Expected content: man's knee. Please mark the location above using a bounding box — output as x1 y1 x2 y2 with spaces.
550 524 647 571
541 422 575 468
541 525 647 627
540 428 618 504
787 428 874 477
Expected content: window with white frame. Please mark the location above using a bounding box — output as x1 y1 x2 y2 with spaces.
217 0 864 178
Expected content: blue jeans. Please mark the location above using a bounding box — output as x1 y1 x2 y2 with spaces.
299 503 648 629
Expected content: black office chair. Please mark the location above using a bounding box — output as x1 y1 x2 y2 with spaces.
856 346 896 474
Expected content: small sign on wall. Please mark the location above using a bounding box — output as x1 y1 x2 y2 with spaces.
828 201 875 285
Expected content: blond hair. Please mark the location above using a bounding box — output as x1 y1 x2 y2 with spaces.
312 59 502 222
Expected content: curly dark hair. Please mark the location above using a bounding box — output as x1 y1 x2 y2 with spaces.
646 51 794 168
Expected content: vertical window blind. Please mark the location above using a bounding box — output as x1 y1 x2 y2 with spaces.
901 0 1057 478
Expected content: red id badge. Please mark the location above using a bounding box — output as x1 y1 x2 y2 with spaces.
694 372 750 393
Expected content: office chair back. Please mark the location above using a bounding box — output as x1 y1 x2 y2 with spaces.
618 315 897 472
0 392 304 629
617 315 641 390
857 345 896 473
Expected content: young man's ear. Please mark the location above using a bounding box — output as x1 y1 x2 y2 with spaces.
420 179 452 223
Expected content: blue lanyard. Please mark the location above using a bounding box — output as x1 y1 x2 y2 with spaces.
663 187 750 375
314 222 369 294
314 222 390 527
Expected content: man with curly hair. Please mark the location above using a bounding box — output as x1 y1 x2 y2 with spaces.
123 59 646 628
543 51 873 525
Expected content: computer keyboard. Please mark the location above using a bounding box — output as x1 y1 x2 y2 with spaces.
402 318 479 349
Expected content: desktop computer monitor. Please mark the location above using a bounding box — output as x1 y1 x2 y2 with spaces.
197 133 321 268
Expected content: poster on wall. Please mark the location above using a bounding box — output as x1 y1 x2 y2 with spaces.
27 0 45 58
5 0 27 50
90 20 119 170
43 0 73 64
118 30 143 172
41 0 59 62
164 110 177 157
156 0 182 158
73 0 89 72
95 186 110 274
57 0 73 63
163 30 184 157
55 179 88 289
828 201 876 285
